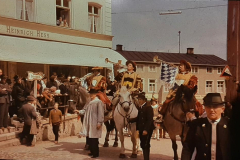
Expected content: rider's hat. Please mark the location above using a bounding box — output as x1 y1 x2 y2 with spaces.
180 60 191 72
203 93 225 108
126 60 136 72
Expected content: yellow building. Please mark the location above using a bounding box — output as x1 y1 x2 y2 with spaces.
0 0 126 79
116 45 227 103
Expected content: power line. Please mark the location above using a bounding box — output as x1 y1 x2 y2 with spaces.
111 4 227 14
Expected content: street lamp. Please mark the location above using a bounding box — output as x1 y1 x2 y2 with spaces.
159 11 182 15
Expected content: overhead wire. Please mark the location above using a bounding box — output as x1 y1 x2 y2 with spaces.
111 4 228 14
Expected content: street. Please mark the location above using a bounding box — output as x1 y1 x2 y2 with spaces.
0 131 182 160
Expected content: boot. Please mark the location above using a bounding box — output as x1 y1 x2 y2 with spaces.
143 148 150 160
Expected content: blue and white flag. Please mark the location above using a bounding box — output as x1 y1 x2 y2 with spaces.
160 62 178 84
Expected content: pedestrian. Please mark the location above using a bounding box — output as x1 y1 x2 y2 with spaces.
129 92 155 160
151 96 160 140
0 76 12 130
75 89 104 158
181 93 231 160
49 102 62 144
19 96 37 147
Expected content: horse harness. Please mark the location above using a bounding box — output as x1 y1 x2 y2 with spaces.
117 100 134 131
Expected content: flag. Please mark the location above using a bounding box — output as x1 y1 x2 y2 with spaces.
160 62 178 84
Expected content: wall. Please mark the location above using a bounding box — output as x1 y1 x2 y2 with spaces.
0 0 16 18
227 1 240 102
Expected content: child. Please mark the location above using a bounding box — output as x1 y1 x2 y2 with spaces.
49 102 62 144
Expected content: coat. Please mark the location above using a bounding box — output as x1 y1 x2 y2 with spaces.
0 83 11 104
80 97 104 138
19 103 37 126
131 102 155 132
181 117 231 160
12 83 25 102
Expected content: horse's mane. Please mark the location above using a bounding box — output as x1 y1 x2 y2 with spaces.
175 85 197 102
120 86 128 93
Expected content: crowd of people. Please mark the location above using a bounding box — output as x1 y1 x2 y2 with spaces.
0 58 239 159
56 16 69 27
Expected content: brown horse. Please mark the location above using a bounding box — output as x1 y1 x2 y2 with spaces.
163 85 197 160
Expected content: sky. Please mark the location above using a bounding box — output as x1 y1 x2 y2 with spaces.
111 0 228 60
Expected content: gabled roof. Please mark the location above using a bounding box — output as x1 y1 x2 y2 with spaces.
116 50 227 66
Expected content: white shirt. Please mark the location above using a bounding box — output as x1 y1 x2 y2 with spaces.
207 117 221 160
140 102 146 109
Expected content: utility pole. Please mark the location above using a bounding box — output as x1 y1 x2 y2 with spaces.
178 31 181 53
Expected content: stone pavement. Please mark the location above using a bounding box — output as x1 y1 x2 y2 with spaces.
0 132 182 160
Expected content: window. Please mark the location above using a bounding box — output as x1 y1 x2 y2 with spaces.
217 67 223 74
217 81 224 93
191 67 198 74
164 84 171 92
206 67 213 74
206 81 213 93
137 65 144 72
88 4 101 33
148 65 156 72
16 0 34 21
141 78 145 92
56 0 70 28
148 79 157 92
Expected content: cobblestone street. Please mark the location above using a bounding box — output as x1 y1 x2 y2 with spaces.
0 132 182 160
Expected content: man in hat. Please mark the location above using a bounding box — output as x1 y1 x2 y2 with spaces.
87 67 107 93
12 75 26 119
19 96 37 147
0 76 12 130
120 60 142 94
129 92 154 160
181 93 231 160
160 60 194 116
75 89 105 158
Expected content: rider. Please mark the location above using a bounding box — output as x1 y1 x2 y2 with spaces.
160 60 193 116
87 67 107 93
121 60 142 94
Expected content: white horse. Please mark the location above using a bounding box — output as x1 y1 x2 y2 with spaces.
113 86 138 158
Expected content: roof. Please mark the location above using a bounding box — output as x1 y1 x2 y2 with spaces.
116 50 227 66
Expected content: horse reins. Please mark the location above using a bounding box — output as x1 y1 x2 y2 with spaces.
117 101 134 131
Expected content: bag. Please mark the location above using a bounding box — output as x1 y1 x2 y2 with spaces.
30 119 38 135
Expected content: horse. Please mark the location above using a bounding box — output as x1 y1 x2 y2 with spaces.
113 86 138 158
163 84 197 160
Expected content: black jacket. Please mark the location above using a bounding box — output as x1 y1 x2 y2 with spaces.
181 117 231 160
130 102 155 132
12 83 25 102
19 103 37 126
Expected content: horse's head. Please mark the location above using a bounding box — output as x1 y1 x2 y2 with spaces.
118 86 132 113
174 85 197 113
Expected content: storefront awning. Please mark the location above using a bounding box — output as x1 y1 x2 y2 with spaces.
0 35 126 68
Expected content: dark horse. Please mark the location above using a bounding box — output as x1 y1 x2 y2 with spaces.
163 85 197 160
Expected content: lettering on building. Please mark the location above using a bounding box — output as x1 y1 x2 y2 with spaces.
6 26 49 39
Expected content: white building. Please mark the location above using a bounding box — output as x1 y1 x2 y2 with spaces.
0 0 126 79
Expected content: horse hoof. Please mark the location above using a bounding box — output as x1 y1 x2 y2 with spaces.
103 142 109 147
113 142 118 147
119 154 126 158
130 154 137 158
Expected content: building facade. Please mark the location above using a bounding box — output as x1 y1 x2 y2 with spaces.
226 0 240 102
0 0 126 79
116 45 227 103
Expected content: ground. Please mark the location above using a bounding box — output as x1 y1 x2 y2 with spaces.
0 131 182 160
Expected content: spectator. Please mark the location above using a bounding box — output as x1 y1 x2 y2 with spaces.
182 93 231 160
56 17 63 26
151 97 160 140
0 69 3 81
63 19 68 27
106 79 116 98
75 89 105 158
46 75 59 89
0 76 12 130
49 102 62 144
41 77 47 93
19 96 37 147
12 75 26 119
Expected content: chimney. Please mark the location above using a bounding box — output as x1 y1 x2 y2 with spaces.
116 44 123 51
187 48 194 54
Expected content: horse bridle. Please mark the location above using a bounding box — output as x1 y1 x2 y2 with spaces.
117 98 134 130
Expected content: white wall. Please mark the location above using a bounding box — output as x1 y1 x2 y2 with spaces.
0 0 16 18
